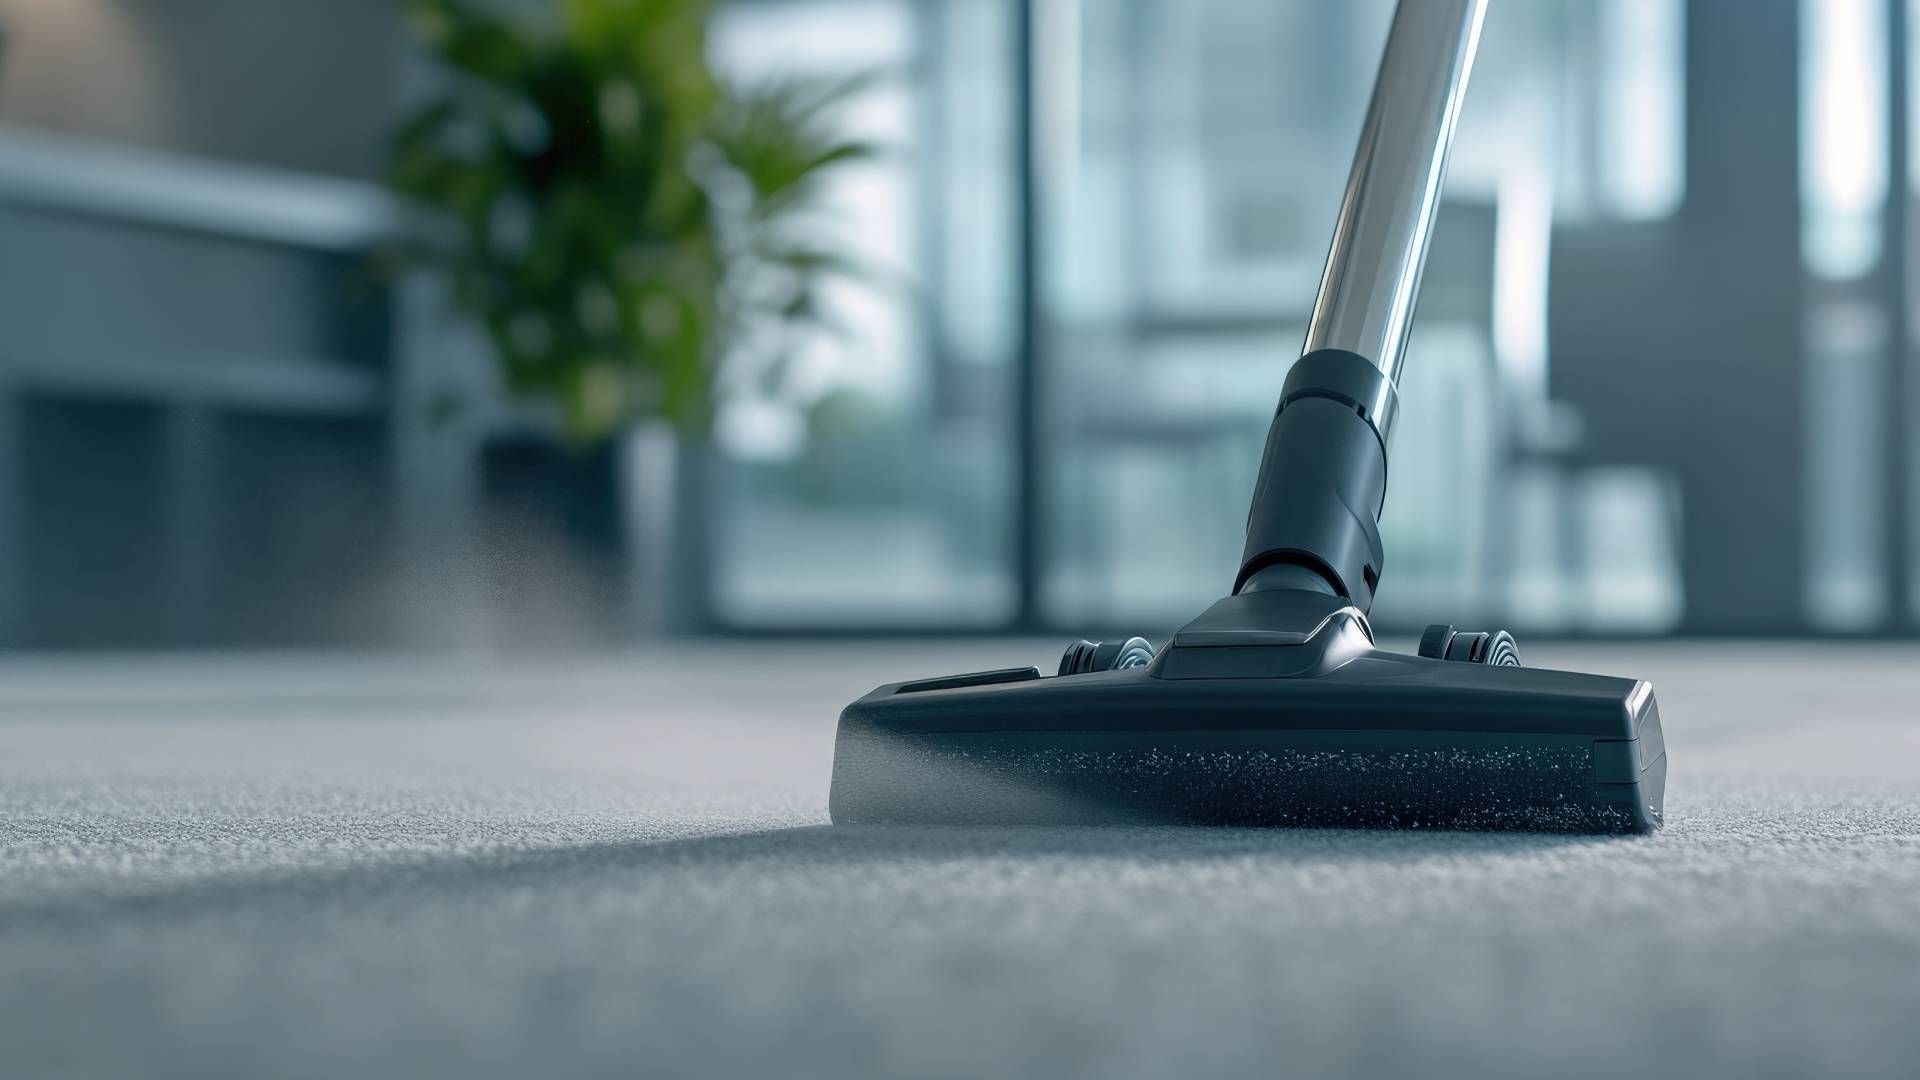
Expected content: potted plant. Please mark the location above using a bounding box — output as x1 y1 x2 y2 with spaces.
389 0 870 636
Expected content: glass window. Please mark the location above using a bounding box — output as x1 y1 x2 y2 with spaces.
707 0 1018 626
1802 0 1892 628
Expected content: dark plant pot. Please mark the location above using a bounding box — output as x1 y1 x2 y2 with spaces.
476 422 705 647
478 436 627 648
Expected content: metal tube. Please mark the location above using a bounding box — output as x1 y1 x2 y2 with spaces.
1301 0 1487 386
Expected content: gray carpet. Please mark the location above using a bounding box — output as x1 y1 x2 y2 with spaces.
2 642 1918 1079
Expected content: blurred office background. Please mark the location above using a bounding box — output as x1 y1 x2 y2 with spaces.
0 0 1908 649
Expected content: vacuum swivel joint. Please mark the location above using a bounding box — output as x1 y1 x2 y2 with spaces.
1236 349 1399 612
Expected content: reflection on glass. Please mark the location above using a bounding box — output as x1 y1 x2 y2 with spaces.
1801 0 1888 280
1598 0 1685 221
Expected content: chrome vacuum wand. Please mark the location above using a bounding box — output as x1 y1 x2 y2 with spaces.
1306 0 1487 386
1237 0 1485 606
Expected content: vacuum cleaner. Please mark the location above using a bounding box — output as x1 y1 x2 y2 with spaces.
829 0 1666 832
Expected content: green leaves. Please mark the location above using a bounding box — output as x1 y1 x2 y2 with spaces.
405 0 537 84
389 0 868 444
708 74 880 214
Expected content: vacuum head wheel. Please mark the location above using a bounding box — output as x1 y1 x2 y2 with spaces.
1057 637 1157 676
1419 624 1520 666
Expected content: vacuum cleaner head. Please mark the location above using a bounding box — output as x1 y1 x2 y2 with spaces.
831 593 1665 833
829 0 1668 832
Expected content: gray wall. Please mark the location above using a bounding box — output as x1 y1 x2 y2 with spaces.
0 0 406 177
